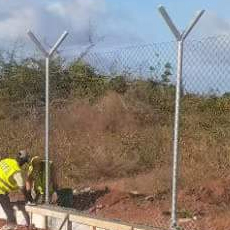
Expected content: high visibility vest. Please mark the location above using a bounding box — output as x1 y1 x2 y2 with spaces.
28 160 53 195
0 158 21 194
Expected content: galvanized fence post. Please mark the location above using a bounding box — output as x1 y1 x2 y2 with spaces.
27 31 68 204
171 39 183 227
45 56 50 204
158 6 204 229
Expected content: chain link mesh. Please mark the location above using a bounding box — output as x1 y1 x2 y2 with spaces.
178 35 230 230
83 42 177 80
78 35 230 230
1 35 230 230
52 41 177 229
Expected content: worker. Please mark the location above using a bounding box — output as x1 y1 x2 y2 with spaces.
26 156 58 204
0 150 33 230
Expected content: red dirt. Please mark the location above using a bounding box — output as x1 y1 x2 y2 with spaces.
5 175 230 230
91 190 171 228
82 176 230 230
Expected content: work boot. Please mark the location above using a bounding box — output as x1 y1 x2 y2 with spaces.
0 224 17 230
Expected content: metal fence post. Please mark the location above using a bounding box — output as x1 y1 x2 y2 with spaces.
158 6 204 229
171 39 183 227
45 56 50 203
27 31 68 204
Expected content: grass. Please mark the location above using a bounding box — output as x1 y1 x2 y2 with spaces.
0 78 229 197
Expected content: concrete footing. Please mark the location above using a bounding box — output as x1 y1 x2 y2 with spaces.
0 204 97 230
0 203 154 230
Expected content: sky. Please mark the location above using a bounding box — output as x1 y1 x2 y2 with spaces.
0 0 230 94
1 0 230 51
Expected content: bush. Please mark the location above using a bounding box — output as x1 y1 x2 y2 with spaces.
108 76 128 94
126 79 175 113
67 61 108 101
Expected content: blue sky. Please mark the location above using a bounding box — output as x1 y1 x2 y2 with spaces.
103 0 230 43
0 0 229 94
0 0 230 50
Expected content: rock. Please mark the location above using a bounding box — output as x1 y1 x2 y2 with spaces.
96 204 104 210
145 195 154 201
178 218 193 223
80 187 91 193
129 191 144 197
73 189 79 194
193 216 198 220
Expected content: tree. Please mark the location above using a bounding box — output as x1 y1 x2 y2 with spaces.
161 62 172 84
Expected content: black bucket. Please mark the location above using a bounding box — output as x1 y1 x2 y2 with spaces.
57 188 73 208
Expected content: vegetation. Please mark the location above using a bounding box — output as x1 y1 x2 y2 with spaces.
0 51 229 199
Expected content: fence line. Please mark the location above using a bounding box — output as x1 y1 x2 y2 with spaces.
1 32 230 230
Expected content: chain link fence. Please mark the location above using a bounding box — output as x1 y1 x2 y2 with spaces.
75 35 230 230
178 35 230 230
1 34 230 229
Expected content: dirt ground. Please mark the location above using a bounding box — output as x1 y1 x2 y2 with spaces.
73 175 230 230
4 175 230 230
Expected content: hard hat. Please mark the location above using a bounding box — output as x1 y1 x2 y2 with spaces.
17 150 30 165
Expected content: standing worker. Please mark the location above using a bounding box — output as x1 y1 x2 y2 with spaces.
0 150 33 230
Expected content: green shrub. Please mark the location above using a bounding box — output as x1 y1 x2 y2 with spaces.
108 76 128 94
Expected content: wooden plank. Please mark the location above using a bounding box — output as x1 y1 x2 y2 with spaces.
69 214 132 230
67 220 72 230
58 215 69 230
26 205 158 230
25 205 67 219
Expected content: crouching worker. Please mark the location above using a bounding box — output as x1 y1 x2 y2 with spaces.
26 156 58 204
0 150 33 230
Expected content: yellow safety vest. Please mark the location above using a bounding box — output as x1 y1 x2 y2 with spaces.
0 158 21 194
27 160 53 195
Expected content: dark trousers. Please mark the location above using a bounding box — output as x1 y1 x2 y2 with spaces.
0 194 16 224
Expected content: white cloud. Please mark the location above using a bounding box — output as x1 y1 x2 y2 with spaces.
0 2 37 40
0 0 106 45
46 2 66 17
190 12 230 38
5 1 230 51
0 0 145 52
46 0 106 25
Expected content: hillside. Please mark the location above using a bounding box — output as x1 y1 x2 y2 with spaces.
0 59 230 229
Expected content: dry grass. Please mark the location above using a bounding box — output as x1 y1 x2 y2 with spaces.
0 90 230 199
